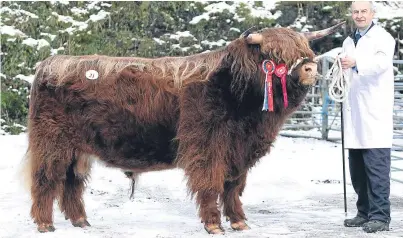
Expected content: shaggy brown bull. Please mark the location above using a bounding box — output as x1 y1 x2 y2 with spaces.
23 22 344 234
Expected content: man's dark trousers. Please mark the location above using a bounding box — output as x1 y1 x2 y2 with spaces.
348 148 391 223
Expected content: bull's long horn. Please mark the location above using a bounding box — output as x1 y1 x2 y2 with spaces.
301 21 346 41
240 26 256 38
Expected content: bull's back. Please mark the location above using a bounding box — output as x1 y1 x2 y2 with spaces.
33 54 152 85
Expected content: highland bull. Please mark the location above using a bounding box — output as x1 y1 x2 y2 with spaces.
23 22 344 234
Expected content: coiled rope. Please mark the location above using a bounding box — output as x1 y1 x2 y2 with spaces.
324 54 350 102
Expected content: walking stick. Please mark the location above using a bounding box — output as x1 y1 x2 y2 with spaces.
325 54 349 216
340 102 347 216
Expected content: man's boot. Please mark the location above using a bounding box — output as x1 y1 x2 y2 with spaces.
344 216 369 227
362 220 389 233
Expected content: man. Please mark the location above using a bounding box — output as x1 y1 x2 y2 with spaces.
339 1 396 233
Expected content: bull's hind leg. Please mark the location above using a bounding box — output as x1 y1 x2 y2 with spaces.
221 173 250 231
30 149 73 232
31 169 57 232
59 154 91 228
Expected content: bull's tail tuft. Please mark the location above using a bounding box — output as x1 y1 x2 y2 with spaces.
124 171 140 199
19 145 33 193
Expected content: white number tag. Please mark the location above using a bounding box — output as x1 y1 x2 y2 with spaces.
86 70 99 80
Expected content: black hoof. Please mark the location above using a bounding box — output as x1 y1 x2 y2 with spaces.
204 223 225 234
72 218 91 228
37 224 56 233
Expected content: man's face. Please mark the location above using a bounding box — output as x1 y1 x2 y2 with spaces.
351 1 374 30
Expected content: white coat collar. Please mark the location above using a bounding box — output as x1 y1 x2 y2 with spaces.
348 21 377 40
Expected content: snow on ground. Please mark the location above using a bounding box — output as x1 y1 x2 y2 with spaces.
0 133 402 238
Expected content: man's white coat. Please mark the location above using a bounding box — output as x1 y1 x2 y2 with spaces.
341 24 396 149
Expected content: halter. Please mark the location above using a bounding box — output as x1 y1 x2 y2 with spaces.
288 57 309 75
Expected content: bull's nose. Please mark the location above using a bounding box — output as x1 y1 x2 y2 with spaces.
303 63 318 73
299 62 318 85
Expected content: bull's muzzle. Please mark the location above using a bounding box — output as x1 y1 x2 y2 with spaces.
299 62 318 85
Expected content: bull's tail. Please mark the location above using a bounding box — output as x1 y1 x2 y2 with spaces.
123 171 140 199
20 145 33 192
20 59 42 192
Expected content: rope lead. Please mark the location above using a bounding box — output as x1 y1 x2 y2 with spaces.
325 54 350 103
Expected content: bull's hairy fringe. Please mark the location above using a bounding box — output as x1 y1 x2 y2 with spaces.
34 52 227 88
34 28 313 96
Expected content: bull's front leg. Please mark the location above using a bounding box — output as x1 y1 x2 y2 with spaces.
197 190 224 234
176 139 226 233
177 84 231 234
222 173 250 231
179 156 226 234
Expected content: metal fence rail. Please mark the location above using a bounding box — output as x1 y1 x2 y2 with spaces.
281 58 403 184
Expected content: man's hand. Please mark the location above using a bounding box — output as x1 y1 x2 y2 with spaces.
340 56 356 69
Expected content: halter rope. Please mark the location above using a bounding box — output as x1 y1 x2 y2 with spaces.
325 54 350 102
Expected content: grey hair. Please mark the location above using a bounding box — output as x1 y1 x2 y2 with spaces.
351 1 376 12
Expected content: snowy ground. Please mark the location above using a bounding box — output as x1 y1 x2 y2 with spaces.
0 133 403 238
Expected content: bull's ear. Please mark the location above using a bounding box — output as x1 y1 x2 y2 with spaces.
245 33 263 45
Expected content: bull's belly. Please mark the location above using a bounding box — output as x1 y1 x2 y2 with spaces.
65 99 180 171
76 115 178 171
80 126 178 171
